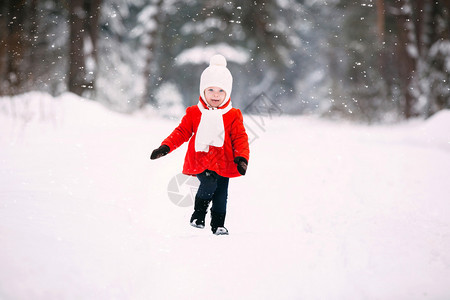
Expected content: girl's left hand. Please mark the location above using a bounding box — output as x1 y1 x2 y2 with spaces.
234 157 248 175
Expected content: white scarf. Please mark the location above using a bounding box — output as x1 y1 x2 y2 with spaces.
195 100 232 152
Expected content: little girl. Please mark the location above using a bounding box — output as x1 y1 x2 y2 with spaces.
150 54 250 235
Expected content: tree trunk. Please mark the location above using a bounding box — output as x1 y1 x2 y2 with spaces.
142 0 163 107
6 0 27 94
84 0 102 92
68 0 102 97
68 0 87 96
375 0 388 85
26 0 39 88
394 0 417 118
415 0 426 57
376 0 385 44
0 0 9 95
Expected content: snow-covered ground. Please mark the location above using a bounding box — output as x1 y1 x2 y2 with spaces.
1 92 449 299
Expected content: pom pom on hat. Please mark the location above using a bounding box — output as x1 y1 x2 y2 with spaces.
200 54 233 103
209 54 227 67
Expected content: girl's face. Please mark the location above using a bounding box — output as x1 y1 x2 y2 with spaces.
204 86 226 108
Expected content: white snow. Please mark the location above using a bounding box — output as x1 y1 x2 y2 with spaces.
1 92 450 299
175 43 250 66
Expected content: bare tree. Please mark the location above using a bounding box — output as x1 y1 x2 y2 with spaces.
68 0 87 96
0 0 9 95
142 0 163 107
392 0 418 118
1 0 28 95
376 0 385 44
68 0 102 97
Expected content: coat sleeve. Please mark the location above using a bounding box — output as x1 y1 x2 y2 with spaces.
161 107 194 152
230 109 250 161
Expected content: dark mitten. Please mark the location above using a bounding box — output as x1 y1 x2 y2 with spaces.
234 157 248 175
150 145 170 160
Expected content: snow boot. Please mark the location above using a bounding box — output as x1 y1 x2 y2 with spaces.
211 210 228 235
190 197 211 229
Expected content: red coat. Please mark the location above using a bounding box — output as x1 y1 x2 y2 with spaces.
161 98 250 178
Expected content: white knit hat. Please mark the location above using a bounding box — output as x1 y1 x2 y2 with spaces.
199 54 233 103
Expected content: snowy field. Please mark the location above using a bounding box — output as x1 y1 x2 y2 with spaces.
1 92 450 299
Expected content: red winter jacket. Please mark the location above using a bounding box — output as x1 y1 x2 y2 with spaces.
161 97 250 178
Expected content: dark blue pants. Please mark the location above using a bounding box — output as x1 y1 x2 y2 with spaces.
196 170 229 214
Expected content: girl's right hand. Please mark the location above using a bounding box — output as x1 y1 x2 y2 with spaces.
150 145 170 160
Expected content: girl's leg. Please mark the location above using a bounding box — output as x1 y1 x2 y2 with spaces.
211 175 229 214
196 170 218 200
211 174 229 234
190 170 217 227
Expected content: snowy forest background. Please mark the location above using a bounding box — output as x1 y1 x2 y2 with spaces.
1 2 450 298
1 0 449 122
